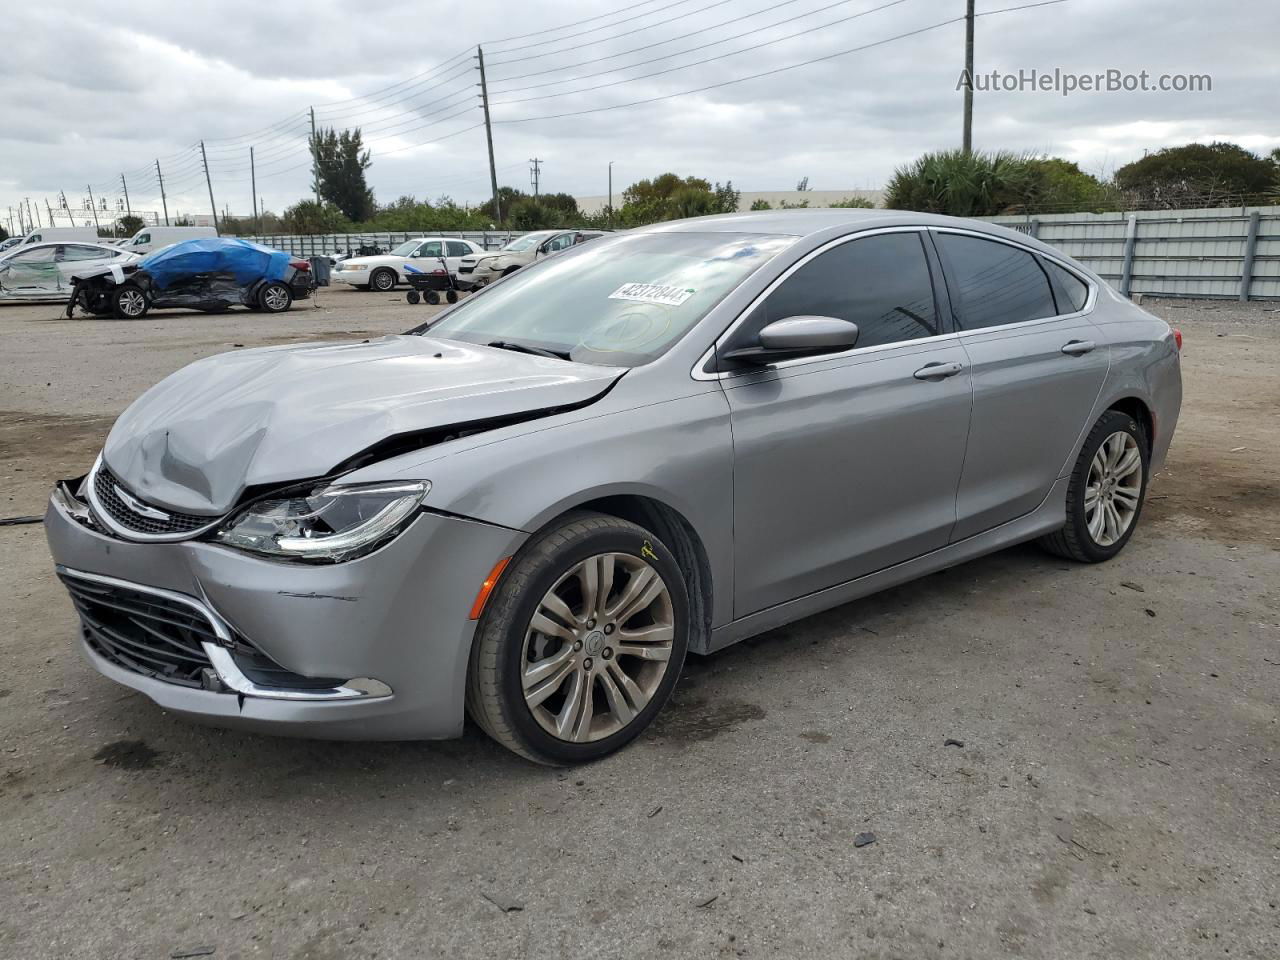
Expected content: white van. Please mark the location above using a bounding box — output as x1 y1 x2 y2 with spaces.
122 226 217 255
21 226 101 245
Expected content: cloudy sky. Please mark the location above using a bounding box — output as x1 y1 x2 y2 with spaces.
2 0 1276 229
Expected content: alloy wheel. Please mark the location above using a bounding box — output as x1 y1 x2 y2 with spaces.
263 285 290 311
373 271 394 291
521 552 675 743
1085 431 1142 546
118 289 146 317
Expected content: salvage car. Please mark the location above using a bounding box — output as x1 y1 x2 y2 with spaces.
331 237 485 291
459 229 604 285
46 210 1182 764
0 241 137 301
68 236 312 318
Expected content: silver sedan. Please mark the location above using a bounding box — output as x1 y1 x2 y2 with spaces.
0 241 137 301
45 210 1182 764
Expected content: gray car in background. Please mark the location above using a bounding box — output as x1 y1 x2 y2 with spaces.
45 210 1182 764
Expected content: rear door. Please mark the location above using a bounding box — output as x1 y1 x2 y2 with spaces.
720 229 973 617
56 243 114 288
444 240 474 275
932 229 1109 541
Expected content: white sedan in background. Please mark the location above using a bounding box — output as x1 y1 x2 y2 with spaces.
0 241 138 301
331 237 486 292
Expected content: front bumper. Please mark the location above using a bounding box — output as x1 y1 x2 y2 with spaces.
45 482 525 740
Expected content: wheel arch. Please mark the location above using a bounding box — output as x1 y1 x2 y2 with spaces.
531 493 715 655
1106 395 1155 451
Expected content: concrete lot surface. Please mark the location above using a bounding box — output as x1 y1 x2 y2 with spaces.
1 289 1277 959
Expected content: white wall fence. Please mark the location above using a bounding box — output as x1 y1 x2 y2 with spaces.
985 206 1280 301
241 230 527 257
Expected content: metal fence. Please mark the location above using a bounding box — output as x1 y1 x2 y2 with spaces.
240 230 529 257
985 205 1280 301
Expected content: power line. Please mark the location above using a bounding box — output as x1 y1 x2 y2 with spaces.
492 0 1069 124
490 0 914 106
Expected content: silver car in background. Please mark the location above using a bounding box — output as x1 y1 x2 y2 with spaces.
45 210 1181 764
459 229 605 285
0 241 138 301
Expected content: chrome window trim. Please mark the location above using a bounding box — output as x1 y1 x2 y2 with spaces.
58 566 392 702
692 223 1099 381
84 454 225 543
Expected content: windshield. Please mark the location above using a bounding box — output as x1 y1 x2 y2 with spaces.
420 232 795 367
390 241 419 257
501 233 551 253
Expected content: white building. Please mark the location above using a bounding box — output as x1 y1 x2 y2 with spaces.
574 189 883 215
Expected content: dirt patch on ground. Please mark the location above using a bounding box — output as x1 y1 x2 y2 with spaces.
0 411 115 516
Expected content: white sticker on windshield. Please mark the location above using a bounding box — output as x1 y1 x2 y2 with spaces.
608 282 695 307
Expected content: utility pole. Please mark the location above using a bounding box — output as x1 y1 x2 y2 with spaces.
155 159 170 225
309 107 321 206
477 46 501 225
249 146 259 236
608 161 614 227
199 140 219 234
529 158 542 200
120 173 132 226
45 198 56 227
86 186 100 234
962 0 975 153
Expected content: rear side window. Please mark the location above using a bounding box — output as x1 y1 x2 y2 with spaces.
60 244 107 261
1045 260 1089 312
935 233 1056 330
445 241 471 257
748 232 939 351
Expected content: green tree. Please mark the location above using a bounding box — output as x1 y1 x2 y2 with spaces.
310 126 375 221
829 195 875 208
1114 142 1278 208
749 198 773 210
116 214 144 236
617 173 739 225
281 199 350 234
886 149 1038 217
1024 158 1115 213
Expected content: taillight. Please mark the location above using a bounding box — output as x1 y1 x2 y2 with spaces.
1173 328 1182 351
290 258 311 272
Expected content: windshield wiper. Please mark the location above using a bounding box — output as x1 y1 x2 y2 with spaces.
487 340 571 361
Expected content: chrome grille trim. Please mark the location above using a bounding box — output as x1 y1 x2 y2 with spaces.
85 456 225 542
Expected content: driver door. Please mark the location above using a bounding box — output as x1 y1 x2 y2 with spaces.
720 230 972 618
410 240 445 279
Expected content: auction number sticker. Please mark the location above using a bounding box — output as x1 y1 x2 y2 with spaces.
608 282 695 307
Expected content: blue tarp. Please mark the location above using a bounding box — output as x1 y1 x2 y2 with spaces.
138 237 292 291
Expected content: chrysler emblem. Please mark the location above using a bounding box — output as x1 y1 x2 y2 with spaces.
113 484 171 521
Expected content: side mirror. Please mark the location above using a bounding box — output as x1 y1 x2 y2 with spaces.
722 316 859 364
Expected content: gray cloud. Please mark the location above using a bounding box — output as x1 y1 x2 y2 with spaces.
2 0 1276 228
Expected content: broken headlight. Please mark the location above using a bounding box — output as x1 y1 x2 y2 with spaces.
214 481 429 562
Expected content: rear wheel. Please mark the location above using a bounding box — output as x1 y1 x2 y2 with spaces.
425 290 440 305
467 513 689 765
112 284 149 320
371 268 396 292
446 290 459 303
258 282 293 313
1038 409 1148 563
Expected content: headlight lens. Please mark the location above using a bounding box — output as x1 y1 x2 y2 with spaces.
215 481 429 562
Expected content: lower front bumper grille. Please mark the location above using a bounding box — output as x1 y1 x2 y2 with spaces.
60 572 345 693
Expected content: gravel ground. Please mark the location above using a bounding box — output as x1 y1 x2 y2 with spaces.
1 291 1277 959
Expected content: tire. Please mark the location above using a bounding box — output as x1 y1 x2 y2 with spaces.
1038 409 1149 563
406 290 421 305
425 290 440 305
467 513 690 765
257 281 293 313
371 268 396 292
112 284 149 320
446 290 458 304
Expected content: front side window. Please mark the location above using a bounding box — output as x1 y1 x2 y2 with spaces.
417 241 444 258
545 233 575 253
423 232 795 367
730 232 939 353
936 233 1057 330
133 233 150 246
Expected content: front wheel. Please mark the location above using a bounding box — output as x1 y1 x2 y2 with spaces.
371 268 396 292
112 284 149 319
467 513 690 765
1039 409 1149 563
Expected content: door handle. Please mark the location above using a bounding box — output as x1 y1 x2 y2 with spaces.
913 361 965 380
1061 339 1096 356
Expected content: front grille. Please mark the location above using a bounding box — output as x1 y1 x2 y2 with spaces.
63 574 220 688
92 465 217 537
62 574 346 692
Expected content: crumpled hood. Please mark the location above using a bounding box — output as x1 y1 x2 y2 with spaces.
102 335 623 515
